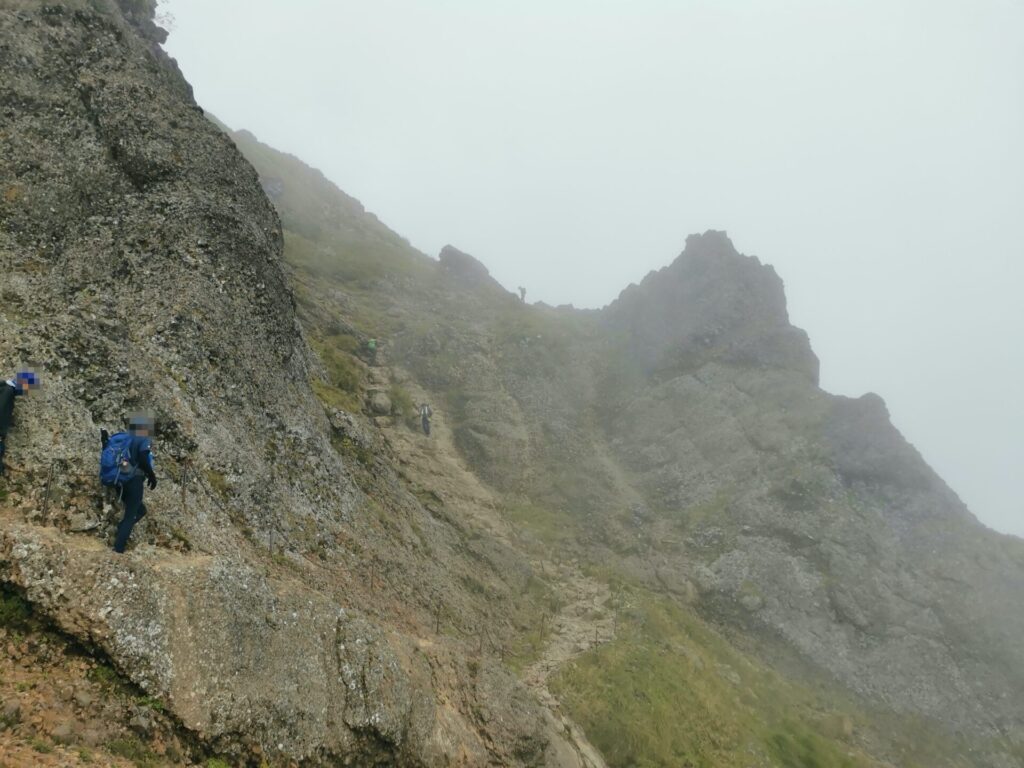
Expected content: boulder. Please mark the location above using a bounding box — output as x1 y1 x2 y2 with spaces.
369 391 392 415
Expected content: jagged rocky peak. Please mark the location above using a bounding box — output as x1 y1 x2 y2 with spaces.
824 391 953 498
438 244 508 292
603 230 820 383
113 0 168 44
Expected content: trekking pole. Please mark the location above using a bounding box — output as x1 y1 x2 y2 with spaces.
179 459 188 518
42 461 55 517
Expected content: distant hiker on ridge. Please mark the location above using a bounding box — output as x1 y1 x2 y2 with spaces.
100 413 158 554
0 370 40 476
419 403 433 437
518 286 527 302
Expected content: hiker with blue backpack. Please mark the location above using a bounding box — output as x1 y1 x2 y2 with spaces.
100 414 158 553
0 370 40 477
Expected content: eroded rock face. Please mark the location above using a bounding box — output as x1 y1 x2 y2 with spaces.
598 242 1024 738
438 245 501 289
0 2 565 764
604 231 820 384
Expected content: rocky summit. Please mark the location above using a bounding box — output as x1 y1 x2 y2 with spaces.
1 2 1022 768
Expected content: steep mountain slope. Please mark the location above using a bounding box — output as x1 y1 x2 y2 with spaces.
0 2 591 765
601 246 1024 735
1 2 1020 766
226 127 1024 768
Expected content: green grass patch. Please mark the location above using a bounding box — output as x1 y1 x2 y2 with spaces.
311 334 364 412
312 379 362 414
766 722 865 768
491 303 583 380
678 489 733 530
107 735 159 766
388 383 418 427
0 587 34 631
332 435 375 467
502 503 578 552
551 591 877 768
167 525 193 551
204 469 231 500
505 574 564 672
136 695 165 713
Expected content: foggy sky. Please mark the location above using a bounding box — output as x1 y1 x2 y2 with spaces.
161 0 1024 537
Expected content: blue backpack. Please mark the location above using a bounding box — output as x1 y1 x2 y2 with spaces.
99 432 136 487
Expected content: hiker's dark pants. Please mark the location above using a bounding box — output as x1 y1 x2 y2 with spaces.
422 416 431 436
113 476 147 553
0 404 12 472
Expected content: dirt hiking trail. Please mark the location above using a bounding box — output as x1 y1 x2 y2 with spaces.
375 365 613 768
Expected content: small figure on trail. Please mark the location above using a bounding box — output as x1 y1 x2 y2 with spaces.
518 286 527 302
365 338 379 366
100 413 158 554
0 370 40 477
419 403 433 437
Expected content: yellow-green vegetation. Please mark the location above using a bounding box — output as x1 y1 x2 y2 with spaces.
506 574 565 672
311 379 358 413
204 469 231 500
550 590 878 768
309 332 364 413
503 503 579 553
86 661 123 689
136 695 165 713
492 303 588 379
106 735 159 766
678 489 734 530
388 383 418 427
232 124 432 288
29 736 54 753
285 229 431 288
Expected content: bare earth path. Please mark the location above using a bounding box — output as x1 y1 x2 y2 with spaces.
521 566 614 768
376 366 612 768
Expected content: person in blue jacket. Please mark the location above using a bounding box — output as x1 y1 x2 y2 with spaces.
0 370 40 477
101 414 158 553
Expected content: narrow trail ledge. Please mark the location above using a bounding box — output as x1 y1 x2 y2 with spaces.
376 366 613 767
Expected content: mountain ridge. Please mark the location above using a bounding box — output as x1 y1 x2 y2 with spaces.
0 2 1021 766
223 125 1024 764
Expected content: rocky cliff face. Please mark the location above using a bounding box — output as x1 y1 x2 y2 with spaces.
0 2 583 765
603 230 820 384
598 235 1024 738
